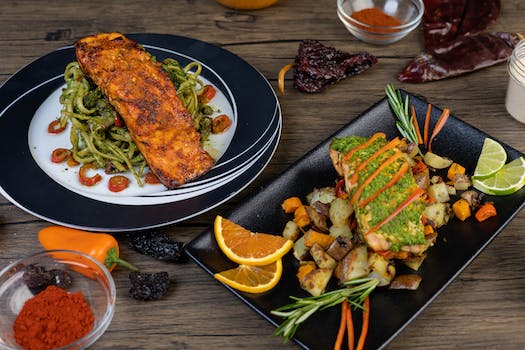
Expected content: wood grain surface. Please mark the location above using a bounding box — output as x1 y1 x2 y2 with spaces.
1 1 524 349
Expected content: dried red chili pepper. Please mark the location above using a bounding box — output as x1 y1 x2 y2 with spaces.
422 0 501 50
398 0 509 83
459 0 501 36
398 32 521 83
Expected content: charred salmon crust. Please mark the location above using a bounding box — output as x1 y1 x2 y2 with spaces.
74 32 214 188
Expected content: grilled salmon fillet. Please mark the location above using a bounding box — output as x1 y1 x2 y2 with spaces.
330 134 428 256
74 33 214 188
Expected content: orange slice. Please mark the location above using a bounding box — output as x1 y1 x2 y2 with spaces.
214 215 293 266
214 259 283 293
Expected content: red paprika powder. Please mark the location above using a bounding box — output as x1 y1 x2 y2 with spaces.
351 8 403 32
13 285 95 350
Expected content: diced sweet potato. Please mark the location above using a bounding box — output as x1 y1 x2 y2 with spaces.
303 229 335 249
282 196 302 213
293 205 311 227
296 261 316 282
447 162 466 181
452 198 471 221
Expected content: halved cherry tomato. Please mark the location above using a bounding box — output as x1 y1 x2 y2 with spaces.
79 163 102 187
51 148 72 163
48 120 66 134
212 114 231 134
108 175 129 192
144 171 161 184
67 157 80 167
199 85 216 104
114 115 124 127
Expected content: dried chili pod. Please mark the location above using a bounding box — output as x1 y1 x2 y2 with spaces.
293 40 377 93
422 0 501 50
422 0 466 50
129 271 170 301
459 0 501 37
398 32 521 83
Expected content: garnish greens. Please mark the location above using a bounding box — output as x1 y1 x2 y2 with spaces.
271 278 378 342
385 84 419 145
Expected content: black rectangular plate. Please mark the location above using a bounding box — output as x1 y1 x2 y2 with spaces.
185 92 525 350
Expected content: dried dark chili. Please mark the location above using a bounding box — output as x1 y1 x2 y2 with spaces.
293 40 377 93
398 32 521 83
129 271 170 300
129 231 187 262
23 265 73 294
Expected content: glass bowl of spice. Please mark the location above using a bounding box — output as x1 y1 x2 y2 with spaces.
0 250 116 350
337 0 424 45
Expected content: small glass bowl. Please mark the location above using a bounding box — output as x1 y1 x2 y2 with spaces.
337 0 424 45
0 250 116 350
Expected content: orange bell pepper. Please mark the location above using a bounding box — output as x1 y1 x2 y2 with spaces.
38 226 138 272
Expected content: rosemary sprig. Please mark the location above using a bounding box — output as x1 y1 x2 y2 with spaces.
271 277 378 342
385 83 419 145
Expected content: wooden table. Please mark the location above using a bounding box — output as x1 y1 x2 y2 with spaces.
1 1 524 349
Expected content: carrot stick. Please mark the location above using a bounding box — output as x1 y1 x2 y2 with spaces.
343 133 386 162
278 63 296 94
365 188 425 236
358 162 409 208
346 303 355 350
350 151 403 206
423 103 432 147
428 108 450 153
349 137 400 185
334 300 349 350
411 104 423 145
356 296 370 350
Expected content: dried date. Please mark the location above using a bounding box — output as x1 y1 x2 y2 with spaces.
23 265 72 294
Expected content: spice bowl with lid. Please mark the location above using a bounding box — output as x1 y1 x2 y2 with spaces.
337 0 424 45
0 250 116 350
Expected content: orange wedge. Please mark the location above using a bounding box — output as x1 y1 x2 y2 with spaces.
214 259 283 293
214 215 293 266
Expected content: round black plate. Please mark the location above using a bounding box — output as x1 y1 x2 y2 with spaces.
0 33 281 231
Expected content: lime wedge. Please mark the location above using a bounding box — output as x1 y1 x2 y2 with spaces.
472 138 507 179
472 157 525 195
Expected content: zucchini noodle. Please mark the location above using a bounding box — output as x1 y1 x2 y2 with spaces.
161 58 214 139
57 58 215 187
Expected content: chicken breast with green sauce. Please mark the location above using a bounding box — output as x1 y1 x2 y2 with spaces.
330 134 428 255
